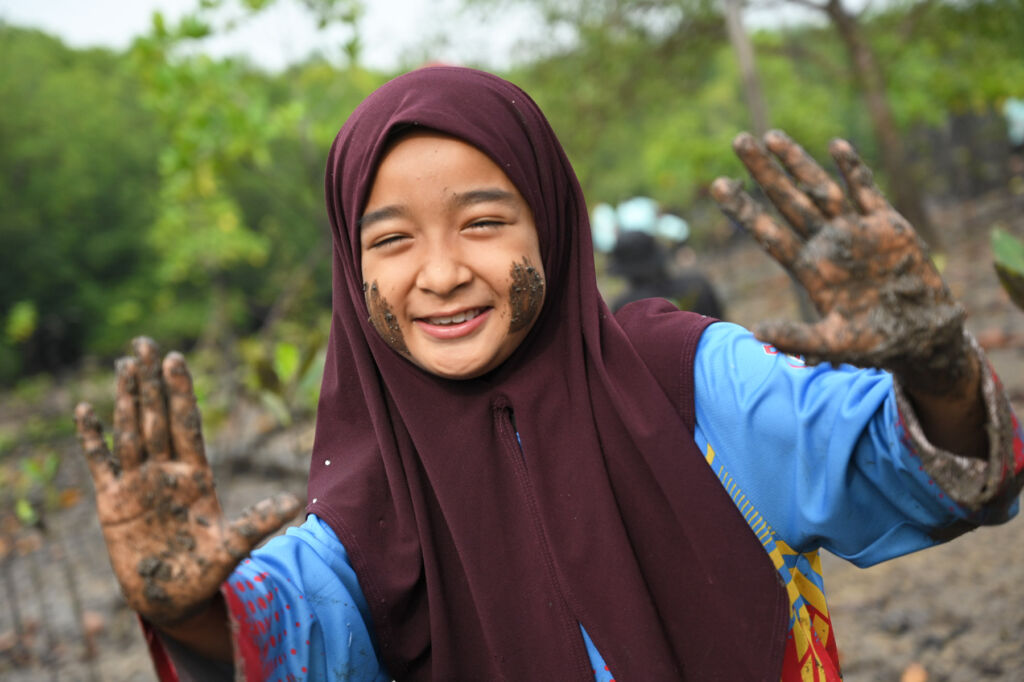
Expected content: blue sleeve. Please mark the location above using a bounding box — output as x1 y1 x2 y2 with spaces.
691 321 1001 567
226 514 390 681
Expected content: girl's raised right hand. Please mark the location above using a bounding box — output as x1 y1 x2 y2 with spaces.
74 337 301 626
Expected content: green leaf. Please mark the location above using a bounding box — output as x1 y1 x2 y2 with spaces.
151 11 167 38
992 227 1024 312
177 16 213 40
15 498 38 526
273 341 300 384
5 300 38 344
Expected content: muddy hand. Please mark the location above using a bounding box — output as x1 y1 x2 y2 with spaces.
710 131 972 394
73 337 302 625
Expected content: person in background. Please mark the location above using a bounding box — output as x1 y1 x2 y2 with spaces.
595 195 724 317
608 230 724 318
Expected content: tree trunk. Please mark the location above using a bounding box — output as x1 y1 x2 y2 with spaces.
724 0 770 136
824 0 940 248
724 0 817 321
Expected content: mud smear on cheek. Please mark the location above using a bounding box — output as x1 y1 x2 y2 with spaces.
365 281 409 353
508 258 545 334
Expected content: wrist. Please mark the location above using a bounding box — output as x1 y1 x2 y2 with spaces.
153 593 232 662
892 331 1016 509
894 327 978 400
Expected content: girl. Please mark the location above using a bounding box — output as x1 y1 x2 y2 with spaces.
75 66 1021 681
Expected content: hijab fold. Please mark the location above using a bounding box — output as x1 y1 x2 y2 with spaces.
309 66 788 681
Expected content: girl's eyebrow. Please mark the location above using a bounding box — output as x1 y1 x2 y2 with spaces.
358 205 404 230
450 188 518 208
359 188 519 230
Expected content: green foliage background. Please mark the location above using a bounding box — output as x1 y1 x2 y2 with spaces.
1 0 1022 389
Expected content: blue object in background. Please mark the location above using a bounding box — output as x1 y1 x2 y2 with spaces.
616 196 659 233
590 202 618 253
655 213 690 242
1005 97 1024 147
592 197 691 253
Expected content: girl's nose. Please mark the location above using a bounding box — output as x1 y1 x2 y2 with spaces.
415 245 472 296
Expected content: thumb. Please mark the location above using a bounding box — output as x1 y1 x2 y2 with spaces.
753 316 841 363
225 492 303 555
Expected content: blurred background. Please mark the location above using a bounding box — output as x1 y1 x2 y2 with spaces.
1 0 1023 679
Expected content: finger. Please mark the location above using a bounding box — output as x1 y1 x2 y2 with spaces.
711 177 802 268
732 132 826 238
163 352 208 467
829 138 888 214
74 403 118 488
225 493 303 556
753 312 854 362
112 357 143 471
764 130 846 218
134 336 171 461
753 319 830 360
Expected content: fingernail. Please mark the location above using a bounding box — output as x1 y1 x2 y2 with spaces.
74 402 93 421
115 356 139 380
273 493 301 516
764 129 790 147
710 177 738 200
163 352 188 376
828 138 854 158
132 336 159 361
733 132 758 152
711 179 746 215
275 491 299 505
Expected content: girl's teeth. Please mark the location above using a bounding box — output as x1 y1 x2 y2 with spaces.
429 309 480 325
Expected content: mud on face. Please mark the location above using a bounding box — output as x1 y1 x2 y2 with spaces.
365 281 409 354
508 257 545 334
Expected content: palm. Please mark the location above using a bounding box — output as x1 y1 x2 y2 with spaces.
75 338 301 624
712 131 964 384
92 459 218 527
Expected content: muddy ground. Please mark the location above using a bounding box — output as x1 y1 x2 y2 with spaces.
2 191 1023 681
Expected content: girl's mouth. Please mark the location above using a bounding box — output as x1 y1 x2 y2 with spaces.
415 307 491 339
424 308 486 325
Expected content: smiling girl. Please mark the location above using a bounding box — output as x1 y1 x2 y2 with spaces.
75 66 1022 681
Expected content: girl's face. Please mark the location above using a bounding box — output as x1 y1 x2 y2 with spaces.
360 132 546 379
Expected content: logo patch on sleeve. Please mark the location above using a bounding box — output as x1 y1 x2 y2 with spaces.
762 344 807 368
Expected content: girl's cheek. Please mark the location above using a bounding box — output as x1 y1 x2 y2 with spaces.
507 257 545 334
365 280 409 354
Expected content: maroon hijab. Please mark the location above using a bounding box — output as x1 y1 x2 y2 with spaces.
309 66 787 680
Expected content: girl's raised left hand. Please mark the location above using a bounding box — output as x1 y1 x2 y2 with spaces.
711 130 973 399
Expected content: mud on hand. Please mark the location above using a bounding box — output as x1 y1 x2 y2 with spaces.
73 337 302 625
711 130 971 395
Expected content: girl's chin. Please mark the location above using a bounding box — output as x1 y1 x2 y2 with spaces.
411 348 500 380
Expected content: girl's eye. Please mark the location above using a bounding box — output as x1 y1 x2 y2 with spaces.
369 234 408 250
466 219 505 231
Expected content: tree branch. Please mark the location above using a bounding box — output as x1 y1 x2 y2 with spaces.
854 0 875 20
782 0 828 12
899 0 938 41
